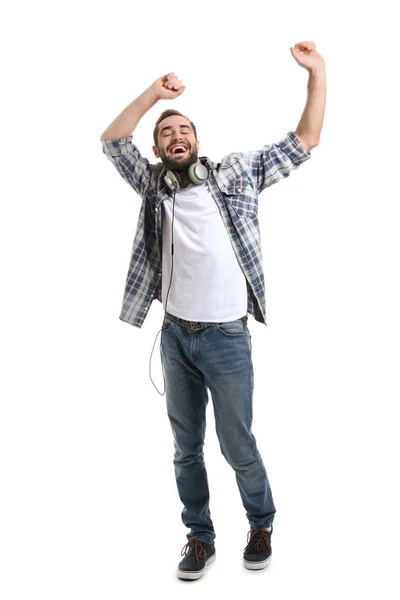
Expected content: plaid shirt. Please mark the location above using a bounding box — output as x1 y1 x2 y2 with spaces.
101 131 311 327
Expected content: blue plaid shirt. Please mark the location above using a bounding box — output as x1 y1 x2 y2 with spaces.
101 131 311 327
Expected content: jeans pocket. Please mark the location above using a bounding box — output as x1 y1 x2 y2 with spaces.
216 319 246 337
162 318 175 332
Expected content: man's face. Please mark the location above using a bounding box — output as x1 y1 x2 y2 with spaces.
153 115 200 171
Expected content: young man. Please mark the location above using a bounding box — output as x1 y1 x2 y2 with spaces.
100 41 326 580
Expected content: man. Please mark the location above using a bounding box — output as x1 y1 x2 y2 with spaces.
100 41 326 580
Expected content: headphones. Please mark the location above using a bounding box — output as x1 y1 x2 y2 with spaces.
164 162 209 192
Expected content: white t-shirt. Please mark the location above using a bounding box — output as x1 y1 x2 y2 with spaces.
161 181 248 322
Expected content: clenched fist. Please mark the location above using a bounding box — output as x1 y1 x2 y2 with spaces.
290 41 325 73
151 72 186 100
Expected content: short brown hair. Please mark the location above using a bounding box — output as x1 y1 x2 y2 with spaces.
153 109 197 147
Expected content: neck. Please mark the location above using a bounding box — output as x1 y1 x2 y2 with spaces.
180 172 192 188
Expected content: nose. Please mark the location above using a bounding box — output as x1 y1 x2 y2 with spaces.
171 130 184 142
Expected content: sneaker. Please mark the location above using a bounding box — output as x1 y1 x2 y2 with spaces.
176 537 216 580
243 526 273 570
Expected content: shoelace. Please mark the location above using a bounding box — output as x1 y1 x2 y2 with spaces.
181 538 207 563
244 528 272 553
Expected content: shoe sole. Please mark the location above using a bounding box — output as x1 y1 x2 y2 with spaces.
243 555 272 570
176 553 216 580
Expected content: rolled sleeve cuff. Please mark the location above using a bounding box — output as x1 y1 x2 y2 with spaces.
101 136 134 157
278 131 312 165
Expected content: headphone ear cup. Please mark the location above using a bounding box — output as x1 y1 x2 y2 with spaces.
188 163 209 185
164 170 182 192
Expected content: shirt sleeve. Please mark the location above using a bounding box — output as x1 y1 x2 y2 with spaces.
101 136 154 197
237 131 312 193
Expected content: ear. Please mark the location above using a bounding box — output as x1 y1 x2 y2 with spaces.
152 145 160 158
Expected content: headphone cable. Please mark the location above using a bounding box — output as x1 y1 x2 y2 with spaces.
149 184 177 395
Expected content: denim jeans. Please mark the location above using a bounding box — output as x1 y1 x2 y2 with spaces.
160 312 276 543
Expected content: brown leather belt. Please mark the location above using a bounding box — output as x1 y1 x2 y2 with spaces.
164 311 247 334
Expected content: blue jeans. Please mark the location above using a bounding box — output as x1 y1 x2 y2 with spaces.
160 312 276 543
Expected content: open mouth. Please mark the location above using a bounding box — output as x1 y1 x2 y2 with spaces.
169 144 189 156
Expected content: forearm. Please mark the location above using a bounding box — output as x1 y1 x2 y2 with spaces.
100 86 159 141
295 66 326 151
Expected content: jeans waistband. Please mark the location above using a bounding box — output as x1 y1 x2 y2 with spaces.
164 311 247 332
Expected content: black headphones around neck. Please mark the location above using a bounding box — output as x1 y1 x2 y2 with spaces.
164 162 209 192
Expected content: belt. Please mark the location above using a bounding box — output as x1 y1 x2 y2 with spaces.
164 311 247 334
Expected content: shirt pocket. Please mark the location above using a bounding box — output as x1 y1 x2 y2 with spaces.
221 176 258 218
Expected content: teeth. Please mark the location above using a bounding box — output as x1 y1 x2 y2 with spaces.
171 146 187 154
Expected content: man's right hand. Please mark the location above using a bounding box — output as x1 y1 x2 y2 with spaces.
151 72 186 100
100 73 186 141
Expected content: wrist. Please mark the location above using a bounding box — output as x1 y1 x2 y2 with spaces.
308 62 326 76
144 85 161 104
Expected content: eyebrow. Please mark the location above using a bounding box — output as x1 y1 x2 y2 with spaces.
160 124 192 135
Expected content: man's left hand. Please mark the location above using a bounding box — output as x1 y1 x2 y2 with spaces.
290 41 325 73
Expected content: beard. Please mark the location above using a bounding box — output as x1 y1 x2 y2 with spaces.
158 143 199 172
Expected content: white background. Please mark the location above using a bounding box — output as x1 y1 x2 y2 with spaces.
1 0 399 598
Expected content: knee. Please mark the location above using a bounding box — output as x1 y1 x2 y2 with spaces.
219 439 260 472
173 442 205 467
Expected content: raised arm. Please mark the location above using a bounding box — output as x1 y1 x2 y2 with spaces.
100 73 186 196
290 41 326 152
100 73 186 141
